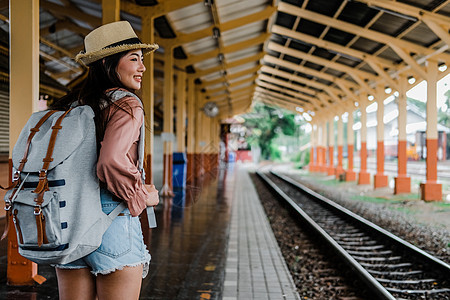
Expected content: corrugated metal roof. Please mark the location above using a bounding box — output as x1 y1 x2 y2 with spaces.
1 0 448 119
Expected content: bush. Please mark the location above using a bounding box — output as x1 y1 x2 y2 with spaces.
293 149 310 169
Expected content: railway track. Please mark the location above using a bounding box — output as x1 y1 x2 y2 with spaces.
257 170 450 300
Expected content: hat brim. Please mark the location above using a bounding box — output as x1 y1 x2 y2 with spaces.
75 43 159 66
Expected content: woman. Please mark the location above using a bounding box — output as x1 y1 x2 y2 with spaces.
50 21 159 300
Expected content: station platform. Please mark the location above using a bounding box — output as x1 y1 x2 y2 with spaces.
0 163 300 300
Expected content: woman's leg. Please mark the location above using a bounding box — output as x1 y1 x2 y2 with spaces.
56 268 96 300
96 265 144 300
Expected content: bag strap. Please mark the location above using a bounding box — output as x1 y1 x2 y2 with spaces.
0 110 58 191
33 109 72 246
107 202 127 220
1 110 59 241
34 109 72 195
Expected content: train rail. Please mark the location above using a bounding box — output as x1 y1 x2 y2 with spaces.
256 170 450 300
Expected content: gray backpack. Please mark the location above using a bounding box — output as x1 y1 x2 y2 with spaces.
2 104 126 265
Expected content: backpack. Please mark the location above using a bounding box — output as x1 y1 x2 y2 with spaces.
2 104 126 265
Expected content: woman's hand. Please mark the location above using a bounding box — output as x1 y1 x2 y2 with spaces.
144 184 159 207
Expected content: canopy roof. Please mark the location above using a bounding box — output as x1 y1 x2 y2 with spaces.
0 0 448 120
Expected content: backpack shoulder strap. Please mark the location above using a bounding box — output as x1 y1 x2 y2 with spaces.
0 110 59 190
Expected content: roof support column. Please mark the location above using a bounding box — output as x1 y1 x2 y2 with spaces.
142 16 155 185
194 87 204 178
186 78 195 183
309 123 316 172
315 122 322 172
173 70 187 189
327 117 335 176
420 60 442 201
102 0 120 24
320 121 327 172
374 87 388 189
202 115 211 173
345 109 356 181
394 76 411 194
358 98 371 185
176 71 187 153
210 117 219 172
8 0 42 286
335 113 345 179
161 48 174 197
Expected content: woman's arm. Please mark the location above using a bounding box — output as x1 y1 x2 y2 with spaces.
97 97 152 216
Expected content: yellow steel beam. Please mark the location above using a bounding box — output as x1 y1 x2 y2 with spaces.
200 66 261 88
259 74 318 99
190 53 264 79
254 87 314 110
40 19 91 37
271 25 398 71
220 5 276 32
204 75 258 96
259 65 343 99
263 55 358 90
157 6 275 48
41 0 101 28
354 0 450 28
208 85 255 101
256 79 322 109
120 0 203 19
278 2 450 63
268 42 379 82
178 33 270 68
102 0 120 24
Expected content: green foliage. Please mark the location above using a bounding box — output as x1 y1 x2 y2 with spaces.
242 103 305 160
438 90 450 128
292 149 310 169
270 144 282 161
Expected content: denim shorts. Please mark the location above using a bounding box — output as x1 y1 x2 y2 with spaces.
55 189 151 278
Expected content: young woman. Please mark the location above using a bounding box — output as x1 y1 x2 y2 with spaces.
50 21 159 300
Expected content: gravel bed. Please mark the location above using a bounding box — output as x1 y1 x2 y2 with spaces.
250 173 373 300
283 173 450 264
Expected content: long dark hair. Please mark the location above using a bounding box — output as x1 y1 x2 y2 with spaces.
50 51 137 145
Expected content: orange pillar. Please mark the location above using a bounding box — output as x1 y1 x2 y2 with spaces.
374 88 388 188
142 15 155 185
309 124 316 172
420 60 442 201
7 0 47 286
346 109 356 181
335 114 345 178
327 118 335 175
186 77 196 183
161 48 174 197
194 87 205 177
321 121 327 172
358 100 371 184
395 76 411 194
316 122 323 171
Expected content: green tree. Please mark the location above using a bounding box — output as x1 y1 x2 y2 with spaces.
243 102 300 160
439 90 450 128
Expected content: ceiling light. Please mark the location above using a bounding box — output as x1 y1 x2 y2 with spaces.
408 76 416 84
368 95 374 101
438 63 447 72
212 27 220 39
218 53 224 63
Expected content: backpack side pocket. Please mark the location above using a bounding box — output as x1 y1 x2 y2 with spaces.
13 190 62 250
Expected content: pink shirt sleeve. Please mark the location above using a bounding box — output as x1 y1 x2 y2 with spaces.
97 97 149 217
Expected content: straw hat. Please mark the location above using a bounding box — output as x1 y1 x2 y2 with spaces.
75 21 159 66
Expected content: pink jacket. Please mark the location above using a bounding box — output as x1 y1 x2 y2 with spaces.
96 95 149 217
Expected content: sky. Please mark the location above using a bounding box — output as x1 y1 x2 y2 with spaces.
406 73 450 109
